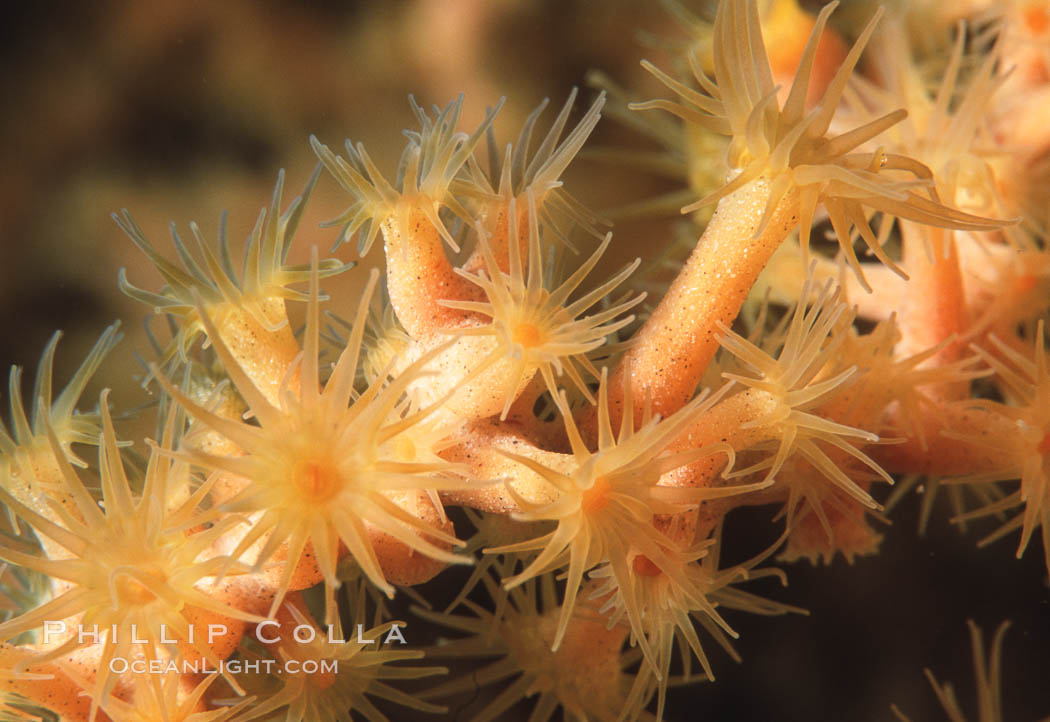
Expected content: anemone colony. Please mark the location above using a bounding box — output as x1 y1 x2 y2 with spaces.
2 0 1050 720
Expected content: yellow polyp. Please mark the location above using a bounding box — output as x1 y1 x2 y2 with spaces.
512 322 544 349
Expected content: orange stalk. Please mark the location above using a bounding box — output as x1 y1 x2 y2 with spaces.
607 179 800 425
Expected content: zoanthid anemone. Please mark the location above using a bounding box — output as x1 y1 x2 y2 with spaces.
1 323 121 519
589 524 802 720
590 542 736 721
819 316 988 454
79 670 253 722
456 88 609 249
944 321 1050 573
716 277 893 517
963 245 1050 356
436 190 644 418
0 396 259 722
442 507 554 615
329 293 412 388
634 0 1005 289
864 17 1007 221
584 67 717 224
239 595 446 722
416 572 646 722
156 251 476 625
311 95 504 255
116 169 352 396
486 369 763 655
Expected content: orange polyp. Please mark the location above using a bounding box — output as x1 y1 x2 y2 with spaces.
632 554 663 577
1018 273 1037 295
513 322 543 348
1037 432 1050 455
582 477 612 513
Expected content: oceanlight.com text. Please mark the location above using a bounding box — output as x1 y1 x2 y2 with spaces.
107 657 339 676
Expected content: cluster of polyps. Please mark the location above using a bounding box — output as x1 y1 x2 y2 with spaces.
2 0 1050 719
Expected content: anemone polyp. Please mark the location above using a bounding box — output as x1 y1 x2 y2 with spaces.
0 396 259 721
437 190 644 418
155 252 475 626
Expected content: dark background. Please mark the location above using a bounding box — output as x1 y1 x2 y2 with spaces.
1 1 1047 720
